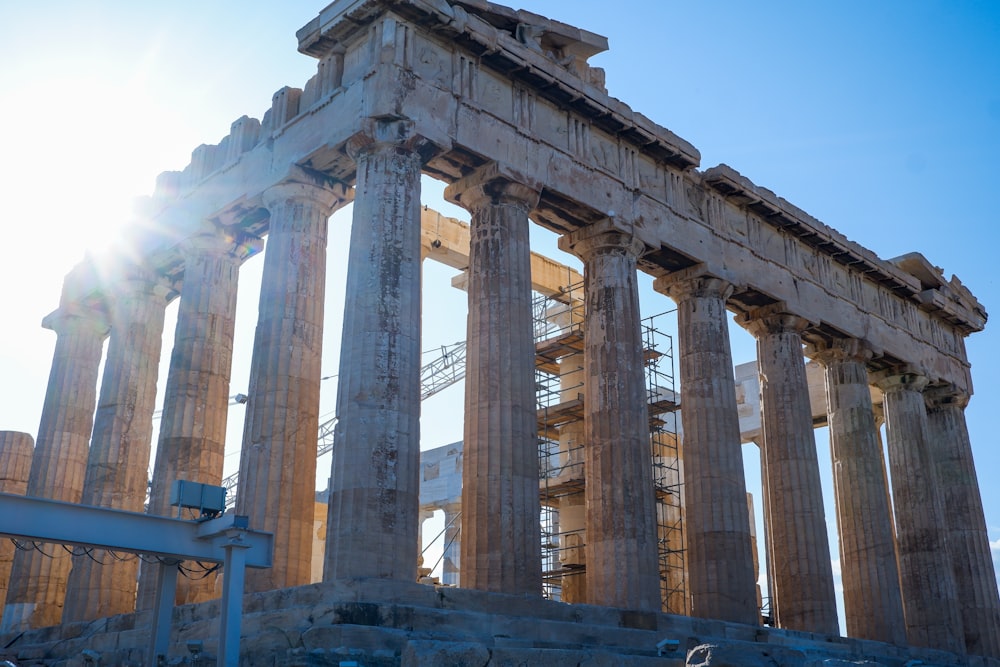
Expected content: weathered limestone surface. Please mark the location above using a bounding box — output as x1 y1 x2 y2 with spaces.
2 304 108 632
742 308 838 635
875 372 964 655
138 229 246 608
62 266 171 623
925 386 1000 659
236 173 349 593
325 121 426 582
0 431 33 627
811 340 905 646
560 223 660 612
446 164 542 595
656 272 757 625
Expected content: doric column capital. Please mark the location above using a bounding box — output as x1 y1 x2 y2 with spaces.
558 218 645 263
923 383 970 410
179 226 263 264
262 167 352 215
872 369 930 395
807 337 876 367
41 304 110 339
739 303 812 339
105 261 174 303
444 162 541 214
345 118 443 163
654 267 734 304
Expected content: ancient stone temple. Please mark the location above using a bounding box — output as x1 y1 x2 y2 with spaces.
1 0 998 665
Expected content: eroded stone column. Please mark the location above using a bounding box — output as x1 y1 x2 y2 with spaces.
2 303 108 631
811 339 904 644
875 371 964 654
137 228 250 608
925 386 1000 658
742 308 837 635
0 431 34 628
562 224 659 612
62 266 171 623
236 172 350 593
325 121 426 581
655 272 757 624
445 164 541 595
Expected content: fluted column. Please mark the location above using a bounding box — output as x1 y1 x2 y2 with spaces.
741 308 837 635
2 304 108 631
445 164 541 595
875 371 964 654
441 502 461 586
62 266 171 623
561 224 659 611
325 121 428 581
236 173 350 593
137 228 250 608
925 386 1000 658
655 272 757 624
811 339 904 643
0 432 34 628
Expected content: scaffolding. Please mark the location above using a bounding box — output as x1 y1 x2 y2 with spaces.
534 287 686 613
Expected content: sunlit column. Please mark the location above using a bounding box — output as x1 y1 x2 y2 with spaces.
0 431 34 628
655 272 757 624
2 300 108 631
445 164 542 595
236 173 351 593
63 264 171 623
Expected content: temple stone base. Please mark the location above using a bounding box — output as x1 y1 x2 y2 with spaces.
1 579 992 667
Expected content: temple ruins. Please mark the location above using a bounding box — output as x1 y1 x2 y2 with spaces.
1 0 998 665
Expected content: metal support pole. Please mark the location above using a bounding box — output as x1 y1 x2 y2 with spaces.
218 532 249 667
148 560 180 664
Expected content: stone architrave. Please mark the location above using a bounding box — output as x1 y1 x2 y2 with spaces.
62 267 172 623
325 120 429 582
0 432 34 627
655 271 757 625
924 386 1000 659
137 228 249 608
2 304 108 631
811 339 905 644
561 223 660 612
445 164 542 595
875 371 964 654
742 307 838 635
236 172 350 593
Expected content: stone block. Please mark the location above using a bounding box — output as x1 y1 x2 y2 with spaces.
402 639 490 667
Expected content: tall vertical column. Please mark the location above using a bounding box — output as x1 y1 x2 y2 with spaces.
0 432 34 628
325 121 427 582
874 371 964 654
2 302 108 631
561 223 660 612
236 172 350 593
445 164 542 594
137 228 250 608
925 386 1000 658
62 266 171 623
441 502 461 586
811 339 904 643
655 272 757 625
741 308 837 635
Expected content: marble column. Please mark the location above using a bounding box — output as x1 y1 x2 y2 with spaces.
325 121 426 582
925 386 1000 658
236 173 350 593
441 502 461 586
562 224 660 612
137 228 249 608
0 432 34 628
875 371 964 654
445 164 542 595
1 303 108 631
742 308 837 635
811 339 904 644
655 272 757 625
62 266 171 623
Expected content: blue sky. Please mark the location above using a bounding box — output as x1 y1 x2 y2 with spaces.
1 0 997 627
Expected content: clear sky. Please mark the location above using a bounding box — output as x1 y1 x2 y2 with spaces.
1 0 997 626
